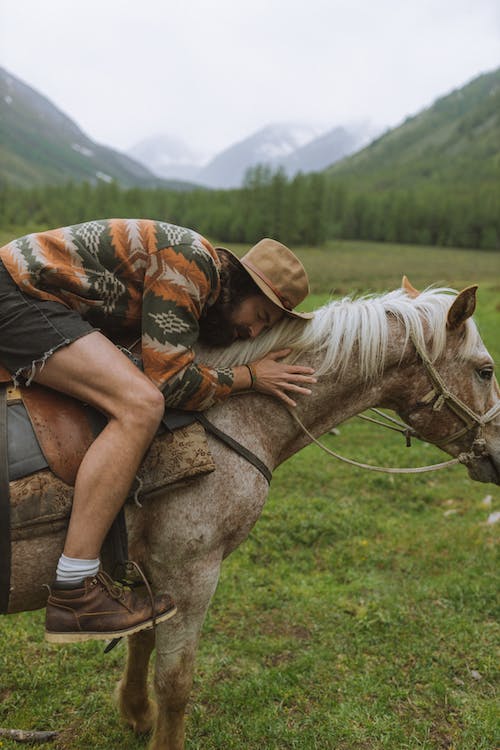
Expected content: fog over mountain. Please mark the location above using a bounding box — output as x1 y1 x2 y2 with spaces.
128 121 379 188
0 66 191 189
128 134 207 184
0 64 378 191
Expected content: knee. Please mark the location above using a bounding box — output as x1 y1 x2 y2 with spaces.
123 379 164 432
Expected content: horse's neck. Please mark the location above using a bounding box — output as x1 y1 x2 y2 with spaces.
271 368 390 466
215 324 412 470
276 326 416 464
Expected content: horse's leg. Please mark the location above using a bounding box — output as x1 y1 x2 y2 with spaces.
149 556 222 750
116 628 156 734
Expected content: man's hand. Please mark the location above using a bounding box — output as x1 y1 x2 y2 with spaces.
250 348 316 407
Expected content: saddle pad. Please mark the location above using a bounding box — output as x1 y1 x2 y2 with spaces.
10 422 215 541
7 396 201 484
8 402 48 480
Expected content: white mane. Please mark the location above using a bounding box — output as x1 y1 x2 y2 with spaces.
197 287 479 381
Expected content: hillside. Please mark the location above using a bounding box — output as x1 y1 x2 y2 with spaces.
1 68 498 249
327 68 500 193
0 67 192 190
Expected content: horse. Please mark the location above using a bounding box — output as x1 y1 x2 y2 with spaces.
6 280 500 750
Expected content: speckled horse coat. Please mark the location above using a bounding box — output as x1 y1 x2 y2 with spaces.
7 284 500 750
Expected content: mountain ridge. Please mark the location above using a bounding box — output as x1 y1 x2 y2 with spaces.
128 121 376 187
327 67 500 191
2 63 498 202
0 66 194 190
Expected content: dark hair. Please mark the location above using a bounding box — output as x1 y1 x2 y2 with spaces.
198 248 262 346
215 248 261 306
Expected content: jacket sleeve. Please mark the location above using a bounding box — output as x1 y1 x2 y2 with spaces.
141 241 234 410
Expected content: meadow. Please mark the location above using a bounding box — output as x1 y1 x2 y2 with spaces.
0 237 498 750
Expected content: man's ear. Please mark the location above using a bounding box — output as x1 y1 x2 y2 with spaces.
447 286 478 330
401 275 420 298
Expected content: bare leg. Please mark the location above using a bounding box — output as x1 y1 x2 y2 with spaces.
34 331 165 559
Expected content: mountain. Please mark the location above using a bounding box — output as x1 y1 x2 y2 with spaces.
194 122 369 188
128 134 206 183
128 122 371 189
131 123 322 188
280 123 376 177
0 67 192 190
196 123 324 187
327 68 500 192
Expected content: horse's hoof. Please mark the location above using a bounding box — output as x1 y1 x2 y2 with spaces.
115 681 157 734
129 708 156 735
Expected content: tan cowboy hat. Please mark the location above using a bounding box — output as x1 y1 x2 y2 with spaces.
223 238 313 320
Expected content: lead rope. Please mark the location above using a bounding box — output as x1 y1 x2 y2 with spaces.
357 409 417 446
287 327 500 475
287 409 470 475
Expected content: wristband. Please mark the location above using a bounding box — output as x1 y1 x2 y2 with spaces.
245 364 256 389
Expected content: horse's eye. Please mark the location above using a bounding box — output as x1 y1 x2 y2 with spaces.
477 366 494 381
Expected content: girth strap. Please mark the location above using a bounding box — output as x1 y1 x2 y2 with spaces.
195 413 272 484
0 385 11 613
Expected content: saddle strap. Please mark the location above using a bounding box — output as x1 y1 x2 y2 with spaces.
0 385 11 613
195 413 272 484
101 507 129 576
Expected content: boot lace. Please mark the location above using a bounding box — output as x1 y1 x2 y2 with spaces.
101 561 159 655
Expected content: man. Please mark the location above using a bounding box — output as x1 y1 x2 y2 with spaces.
0 218 316 643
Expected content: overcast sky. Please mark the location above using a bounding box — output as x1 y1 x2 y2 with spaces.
1 0 499 158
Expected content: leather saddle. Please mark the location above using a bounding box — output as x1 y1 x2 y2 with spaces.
0 364 204 618
0 364 197 486
0 362 270 615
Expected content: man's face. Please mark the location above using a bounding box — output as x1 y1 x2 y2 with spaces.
230 295 284 341
199 294 284 347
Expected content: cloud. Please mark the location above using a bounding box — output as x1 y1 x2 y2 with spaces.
0 0 498 155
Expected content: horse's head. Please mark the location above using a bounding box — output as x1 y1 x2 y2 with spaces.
396 280 500 485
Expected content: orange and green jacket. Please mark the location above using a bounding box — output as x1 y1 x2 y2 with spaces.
0 218 234 410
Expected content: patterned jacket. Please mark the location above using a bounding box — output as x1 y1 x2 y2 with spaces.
0 219 234 410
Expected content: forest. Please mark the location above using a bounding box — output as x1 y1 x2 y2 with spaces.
1 164 498 250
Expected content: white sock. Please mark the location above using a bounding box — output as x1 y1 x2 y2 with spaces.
56 554 100 585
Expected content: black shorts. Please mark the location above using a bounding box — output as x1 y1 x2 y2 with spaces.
0 260 97 384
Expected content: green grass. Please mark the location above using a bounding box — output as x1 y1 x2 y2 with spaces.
0 237 498 749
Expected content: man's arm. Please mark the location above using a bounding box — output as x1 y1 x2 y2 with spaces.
142 241 237 410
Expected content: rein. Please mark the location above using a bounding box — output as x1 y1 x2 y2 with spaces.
288 331 499 476
288 410 466 474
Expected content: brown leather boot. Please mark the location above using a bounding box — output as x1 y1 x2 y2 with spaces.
45 570 176 644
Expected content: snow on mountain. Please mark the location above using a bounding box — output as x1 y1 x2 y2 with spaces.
195 122 327 188
252 123 325 161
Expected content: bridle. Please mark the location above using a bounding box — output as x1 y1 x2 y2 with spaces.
411 334 500 446
290 331 500 475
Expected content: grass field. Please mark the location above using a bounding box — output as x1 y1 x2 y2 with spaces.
0 237 498 749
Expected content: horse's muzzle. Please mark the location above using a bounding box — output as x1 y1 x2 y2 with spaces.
461 439 500 484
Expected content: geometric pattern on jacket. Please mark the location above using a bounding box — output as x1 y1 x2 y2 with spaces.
0 218 234 410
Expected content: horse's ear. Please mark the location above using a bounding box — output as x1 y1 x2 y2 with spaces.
401 275 420 298
447 286 478 330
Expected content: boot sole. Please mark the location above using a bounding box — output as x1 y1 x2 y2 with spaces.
44 606 177 644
